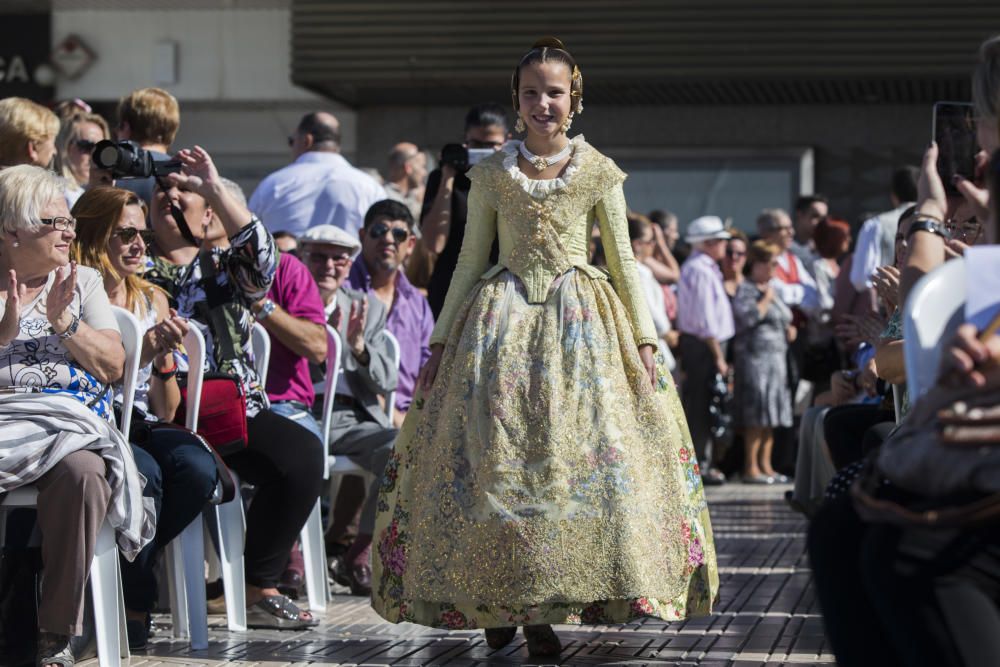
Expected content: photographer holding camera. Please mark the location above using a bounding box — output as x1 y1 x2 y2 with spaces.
418 103 508 316
107 88 181 205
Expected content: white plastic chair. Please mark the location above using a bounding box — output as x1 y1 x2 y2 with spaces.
322 327 400 523
161 324 235 647
902 258 966 402
0 308 142 666
251 322 271 384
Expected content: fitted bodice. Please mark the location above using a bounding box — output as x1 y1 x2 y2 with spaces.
430 136 657 348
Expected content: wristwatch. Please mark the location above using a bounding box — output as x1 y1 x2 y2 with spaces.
906 218 950 241
57 314 80 340
254 299 277 321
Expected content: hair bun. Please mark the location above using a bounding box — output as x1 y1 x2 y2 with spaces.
532 36 567 50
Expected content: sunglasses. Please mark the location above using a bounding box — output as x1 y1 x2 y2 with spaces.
74 139 97 152
367 222 409 243
112 227 155 245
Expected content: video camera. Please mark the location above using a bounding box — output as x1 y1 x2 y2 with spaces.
92 140 182 179
440 144 493 173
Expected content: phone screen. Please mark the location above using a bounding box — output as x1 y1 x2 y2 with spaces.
933 102 978 195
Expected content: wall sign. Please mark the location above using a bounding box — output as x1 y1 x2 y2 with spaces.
0 14 54 100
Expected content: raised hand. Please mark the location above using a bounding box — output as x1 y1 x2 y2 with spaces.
0 270 25 345
872 265 901 310
328 304 343 331
917 142 948 222
164 145 221 199
346 298 368 357
47 262 78 336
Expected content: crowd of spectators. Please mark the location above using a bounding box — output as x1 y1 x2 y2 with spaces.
0 30 999 665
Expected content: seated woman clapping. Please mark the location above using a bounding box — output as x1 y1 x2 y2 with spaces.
0 165 154 667
71 186 220 650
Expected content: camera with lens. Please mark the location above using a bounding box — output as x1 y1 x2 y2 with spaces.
92 140 182 179
440 143 493 173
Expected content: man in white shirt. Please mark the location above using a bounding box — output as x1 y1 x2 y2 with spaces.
848 166 918 292
248 112 386 237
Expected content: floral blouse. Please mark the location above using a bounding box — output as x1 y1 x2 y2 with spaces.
145 217 277 417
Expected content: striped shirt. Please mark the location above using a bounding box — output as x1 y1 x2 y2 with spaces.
677 250 734 341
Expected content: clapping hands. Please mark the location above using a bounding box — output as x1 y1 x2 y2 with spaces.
0 270 25 345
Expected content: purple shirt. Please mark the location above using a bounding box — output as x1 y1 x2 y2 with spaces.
677 250 735 342
349 258 434 412
265 253 328 406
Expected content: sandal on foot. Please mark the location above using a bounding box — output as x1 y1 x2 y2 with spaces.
37 632 75 666
484 626 517 649
246 594 319 630
524 624 561 657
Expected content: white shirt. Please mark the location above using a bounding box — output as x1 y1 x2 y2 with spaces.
636 263 676 371
848 203 913 292
771 251 820 315
248 151 387 238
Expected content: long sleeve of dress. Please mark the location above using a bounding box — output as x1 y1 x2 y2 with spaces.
429 180 497 346
595 184 659 347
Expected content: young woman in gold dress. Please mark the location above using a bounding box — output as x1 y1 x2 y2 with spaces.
372 38 718 657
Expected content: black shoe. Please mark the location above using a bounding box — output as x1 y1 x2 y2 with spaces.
125 612 151 651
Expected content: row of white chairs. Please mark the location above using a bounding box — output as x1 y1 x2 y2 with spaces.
0 308 400 665
166 321 399 647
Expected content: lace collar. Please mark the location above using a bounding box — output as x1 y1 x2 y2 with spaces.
501 134 587 198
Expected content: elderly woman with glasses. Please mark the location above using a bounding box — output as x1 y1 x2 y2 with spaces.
71 185 220 650
0 165 154 666
54 111 111 208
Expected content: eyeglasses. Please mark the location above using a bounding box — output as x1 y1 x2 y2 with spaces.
307 250 352 265
367 222 409 243
74 139 97 152
39 217 76 232
112 227 155 245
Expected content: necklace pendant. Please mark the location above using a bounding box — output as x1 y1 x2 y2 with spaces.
530 156 548 170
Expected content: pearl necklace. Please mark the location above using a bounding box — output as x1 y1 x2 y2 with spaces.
518 141 573 171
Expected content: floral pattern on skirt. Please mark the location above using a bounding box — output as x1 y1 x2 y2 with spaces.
372 269 719 629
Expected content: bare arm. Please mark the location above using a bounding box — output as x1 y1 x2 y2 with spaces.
648 224 680 284
420 166 456 256
252 300 327 365
901 143 949 305
145 290 184 421
873 338 906 385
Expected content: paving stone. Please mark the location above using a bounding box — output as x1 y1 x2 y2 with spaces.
69 484 831 666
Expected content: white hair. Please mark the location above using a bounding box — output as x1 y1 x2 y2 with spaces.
219 177 247 209
0 165 68 235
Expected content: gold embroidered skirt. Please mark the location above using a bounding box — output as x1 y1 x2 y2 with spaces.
372 269 718 629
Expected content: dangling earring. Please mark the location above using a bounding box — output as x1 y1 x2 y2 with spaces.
514 115 526 133
560 113 574 134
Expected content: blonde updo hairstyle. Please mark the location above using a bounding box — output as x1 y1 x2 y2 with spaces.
511 37 584 121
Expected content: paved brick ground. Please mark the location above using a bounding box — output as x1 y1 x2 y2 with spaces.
83 483 831 666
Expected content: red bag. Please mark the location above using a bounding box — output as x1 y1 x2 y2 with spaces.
174 372 249 457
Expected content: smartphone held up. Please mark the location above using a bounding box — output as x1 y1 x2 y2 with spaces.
933 102 979 195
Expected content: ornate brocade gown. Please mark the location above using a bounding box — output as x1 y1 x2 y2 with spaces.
372 136 718 629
